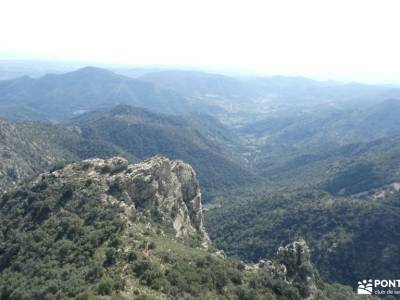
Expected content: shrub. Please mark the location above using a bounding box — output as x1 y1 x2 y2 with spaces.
104 248 116 266
126 251 137 262
97 276 114 295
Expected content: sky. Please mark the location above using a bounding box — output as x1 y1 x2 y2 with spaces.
1 0 400 83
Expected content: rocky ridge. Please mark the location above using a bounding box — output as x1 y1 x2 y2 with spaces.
40 155 209 241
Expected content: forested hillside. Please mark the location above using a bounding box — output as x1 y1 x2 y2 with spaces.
0 157 360 300
72 105 259 199
205 188 400 286
0 105 259 200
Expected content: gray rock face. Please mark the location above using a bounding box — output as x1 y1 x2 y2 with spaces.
275 239 311 274
258 239 319 300
44 156 209 241
276 240 318 299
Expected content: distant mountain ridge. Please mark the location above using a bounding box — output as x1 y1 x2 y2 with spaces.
3 65 400 122
0 67 188 121
138 70 248 98
138 69 400 115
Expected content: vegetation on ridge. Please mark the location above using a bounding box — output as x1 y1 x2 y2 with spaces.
0 158 361 300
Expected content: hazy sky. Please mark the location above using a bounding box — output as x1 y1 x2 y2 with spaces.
1 0 400 82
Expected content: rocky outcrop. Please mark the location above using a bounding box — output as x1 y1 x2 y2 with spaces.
276 240 319 300
258 239 320 300
35 155 208 241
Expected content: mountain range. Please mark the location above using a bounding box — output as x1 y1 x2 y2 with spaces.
0 67 188 121
2 65 400 123
1 62 400 298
